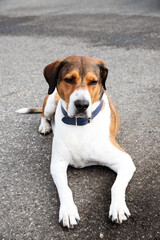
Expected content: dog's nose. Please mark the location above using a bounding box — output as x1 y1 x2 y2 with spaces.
75 100 89 112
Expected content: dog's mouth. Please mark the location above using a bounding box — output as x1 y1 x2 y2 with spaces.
68 109 90 118
73 111 89 118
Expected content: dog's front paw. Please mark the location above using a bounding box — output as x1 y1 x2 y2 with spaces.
39 118 51 135
59 203 80 229
109 201 131 224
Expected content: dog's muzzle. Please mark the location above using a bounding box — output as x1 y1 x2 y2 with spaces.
61 100 103 126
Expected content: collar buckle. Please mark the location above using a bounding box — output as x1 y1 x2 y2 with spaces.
75 117 78 126
88 117 92 123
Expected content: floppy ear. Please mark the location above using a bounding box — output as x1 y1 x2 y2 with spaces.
99 63 108 90
44 59 66 94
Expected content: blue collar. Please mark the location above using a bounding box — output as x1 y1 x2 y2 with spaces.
61 100 103 126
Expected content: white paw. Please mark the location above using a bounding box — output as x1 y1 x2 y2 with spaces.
39 118 51 135
109 201 131 224
59 203 80 228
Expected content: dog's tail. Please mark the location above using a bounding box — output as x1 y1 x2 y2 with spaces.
16 107 42 114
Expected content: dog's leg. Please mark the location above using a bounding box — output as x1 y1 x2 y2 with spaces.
50 154 80 228
39 116 51 135
109 155 135 223
99 142 136 224
39 90 59 135
108 148 136 223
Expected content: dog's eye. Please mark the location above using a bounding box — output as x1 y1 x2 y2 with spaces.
89 80 98 85
64 78 75 84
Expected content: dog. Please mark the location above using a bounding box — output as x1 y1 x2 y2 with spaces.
17 56 136 228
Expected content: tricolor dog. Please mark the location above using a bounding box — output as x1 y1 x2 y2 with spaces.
17 56 136 228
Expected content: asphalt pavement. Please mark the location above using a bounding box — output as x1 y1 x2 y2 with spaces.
0 0 160 239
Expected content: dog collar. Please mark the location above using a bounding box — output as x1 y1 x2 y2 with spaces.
61 100 103 126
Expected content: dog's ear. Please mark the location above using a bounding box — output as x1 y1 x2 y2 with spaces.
99 62 108 90
44 59 66 94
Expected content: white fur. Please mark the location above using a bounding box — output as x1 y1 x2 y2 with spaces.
39 117 51 135
41 89 136 228
39 90 58 134
16 108 31 114
44 90 57 120
67 89 92 117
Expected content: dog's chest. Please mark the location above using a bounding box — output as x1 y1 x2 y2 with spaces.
55 114 110 168
67 130 102 168
53 95 111 168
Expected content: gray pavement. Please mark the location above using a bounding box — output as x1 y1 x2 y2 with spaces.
0 1 160 239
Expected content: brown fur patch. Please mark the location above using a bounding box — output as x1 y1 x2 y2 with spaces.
57 70 81 108
101 101 105 111
41 94 49 118
64 70 80 81
55 92 60 105
105 92 125 153
84 72 104 104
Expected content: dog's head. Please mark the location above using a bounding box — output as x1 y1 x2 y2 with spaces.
44 56 108 117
